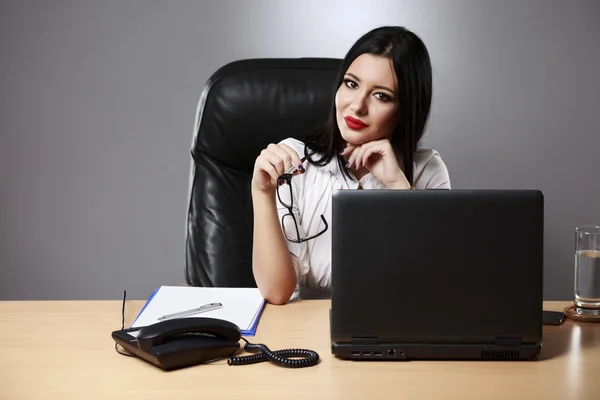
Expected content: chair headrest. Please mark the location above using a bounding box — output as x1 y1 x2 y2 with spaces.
192 58 342 173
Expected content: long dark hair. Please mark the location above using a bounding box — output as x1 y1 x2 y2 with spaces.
302 26 433 185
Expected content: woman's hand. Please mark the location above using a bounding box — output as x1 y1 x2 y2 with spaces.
252 143 304 192
341 139 411 189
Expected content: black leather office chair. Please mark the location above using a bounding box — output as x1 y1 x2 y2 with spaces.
185 58 342 287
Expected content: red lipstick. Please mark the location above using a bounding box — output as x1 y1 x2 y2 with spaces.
344 116 368 130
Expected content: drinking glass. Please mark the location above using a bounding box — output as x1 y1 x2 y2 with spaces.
574 226 600 315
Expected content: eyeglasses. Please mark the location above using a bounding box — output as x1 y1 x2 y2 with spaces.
276 158 328 243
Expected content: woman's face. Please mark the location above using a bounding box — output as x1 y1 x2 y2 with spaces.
335 53 399 146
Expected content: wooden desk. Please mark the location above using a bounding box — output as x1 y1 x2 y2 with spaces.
1 300 599 399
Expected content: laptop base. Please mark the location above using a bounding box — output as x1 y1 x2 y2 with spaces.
331 342 541 361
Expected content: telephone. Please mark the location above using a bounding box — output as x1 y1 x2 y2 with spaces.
112 316 320 371
112 317 242 371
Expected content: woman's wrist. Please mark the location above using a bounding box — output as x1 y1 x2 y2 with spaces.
252 188 278 210
387 175 412 190
252 186 276 196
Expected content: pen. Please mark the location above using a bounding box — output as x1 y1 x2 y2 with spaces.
157 302 223 321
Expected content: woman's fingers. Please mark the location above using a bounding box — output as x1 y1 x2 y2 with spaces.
344 140 394 170
348 144 370 169
278 143 304 174
346 146 359 169
339 143 357 158
253 143 308 191
358 142 384 169
360 146 379 169
354 144 371 169
265 144 292 174
254 156 280 186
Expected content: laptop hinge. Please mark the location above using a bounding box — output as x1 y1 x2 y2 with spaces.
351 337 378 345
495 337 522 346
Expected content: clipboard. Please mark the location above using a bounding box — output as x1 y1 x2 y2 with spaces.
130 286 266 336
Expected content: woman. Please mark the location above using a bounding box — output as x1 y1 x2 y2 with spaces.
251 26 450 305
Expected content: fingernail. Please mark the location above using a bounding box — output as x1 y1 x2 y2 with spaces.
298 165 304 172
339 150 343 155
345 162 349 168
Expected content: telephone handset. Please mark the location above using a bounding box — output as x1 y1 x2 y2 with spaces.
112 317 242 371
135 317 241 351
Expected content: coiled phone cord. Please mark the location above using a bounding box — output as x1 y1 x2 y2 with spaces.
227 337 320 368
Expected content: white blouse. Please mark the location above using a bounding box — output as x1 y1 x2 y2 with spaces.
275 137 451 301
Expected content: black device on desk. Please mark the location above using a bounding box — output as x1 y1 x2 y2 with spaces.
542 310 565 325
330 189 544 361
112 317 241 371
112 314 320 371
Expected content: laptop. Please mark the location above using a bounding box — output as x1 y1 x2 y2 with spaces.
330 189 544 361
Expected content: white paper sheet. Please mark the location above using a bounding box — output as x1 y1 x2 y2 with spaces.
130 286 266 333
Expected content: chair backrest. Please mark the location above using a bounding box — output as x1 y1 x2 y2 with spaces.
185 58 342 287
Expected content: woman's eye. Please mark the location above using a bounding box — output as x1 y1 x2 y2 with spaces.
374 93 392 102
344 79 357 89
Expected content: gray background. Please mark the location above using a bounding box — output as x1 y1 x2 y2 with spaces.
1 0 598 301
